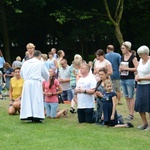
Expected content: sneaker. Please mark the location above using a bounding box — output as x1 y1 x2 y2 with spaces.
137 124 148 130
125 115 133 121
144 126 150 131
70 107 75 114
126 122 134 128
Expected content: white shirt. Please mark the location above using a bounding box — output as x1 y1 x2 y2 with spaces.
137 58 150 84
77 74 97 108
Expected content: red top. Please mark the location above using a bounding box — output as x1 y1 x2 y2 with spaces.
43 79 60 103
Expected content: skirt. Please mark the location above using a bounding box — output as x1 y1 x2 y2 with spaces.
135 84 150 112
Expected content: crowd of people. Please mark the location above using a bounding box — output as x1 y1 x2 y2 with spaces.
0 41 150 130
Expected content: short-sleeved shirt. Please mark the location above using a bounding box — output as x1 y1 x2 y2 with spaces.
105 52 121 79
77 74 97 109
94 59 111 70
10 77 24 100
58 65 71 91
43 79 60 103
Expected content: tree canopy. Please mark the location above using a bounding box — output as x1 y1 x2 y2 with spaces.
0 0 149 63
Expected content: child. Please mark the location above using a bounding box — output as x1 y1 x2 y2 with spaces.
102 80 134 128
43 69 68 118
69 59 82 113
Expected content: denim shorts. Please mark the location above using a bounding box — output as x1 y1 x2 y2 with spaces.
45 102 58 118
120 79 135 98
61 89 73 101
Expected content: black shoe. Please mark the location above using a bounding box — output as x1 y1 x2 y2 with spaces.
70 107 76 114
127 122 134 128
32 120 43 123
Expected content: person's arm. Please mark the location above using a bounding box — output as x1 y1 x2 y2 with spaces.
54 59 58 70
52 85 62 95
111 95 117 120
9 82 13 100
106 64 113 75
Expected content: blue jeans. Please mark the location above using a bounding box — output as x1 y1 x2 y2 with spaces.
121 79 135 98
61 89 73 101
45 102 58 118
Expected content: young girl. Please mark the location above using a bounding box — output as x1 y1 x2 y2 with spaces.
102 80 134 128
43 69 68 118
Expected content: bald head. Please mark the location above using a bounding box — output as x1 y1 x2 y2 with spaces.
107 45 114 53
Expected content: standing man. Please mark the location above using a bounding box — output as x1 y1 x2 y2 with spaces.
58 58 73 101
75 63 97 123
24 43 35 61
105 45 123 105
20 50 49 123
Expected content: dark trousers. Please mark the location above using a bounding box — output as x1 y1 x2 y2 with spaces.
77 108 95 123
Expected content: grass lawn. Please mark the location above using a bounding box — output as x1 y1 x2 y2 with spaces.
0 98 150 150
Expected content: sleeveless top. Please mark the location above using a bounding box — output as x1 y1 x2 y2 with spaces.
120 54 135 79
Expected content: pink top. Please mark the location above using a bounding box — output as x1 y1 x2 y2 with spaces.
43 79 60 103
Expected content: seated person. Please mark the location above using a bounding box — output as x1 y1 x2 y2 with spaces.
8 67 24 115
101 80 133 128
43 69 68 118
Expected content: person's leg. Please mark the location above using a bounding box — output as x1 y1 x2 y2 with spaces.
45 102 51 117
139 112 148 126
61 91 67 101
8 106 16 115
56 109 68 118
66 89 73 101
13 100 21 112
85 108 95 123
95 99 103 124
126 79 135 117
50 103 58 118
77 109 86 123
112 80 123 104
121 79 134 119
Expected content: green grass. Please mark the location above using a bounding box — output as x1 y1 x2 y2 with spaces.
0 98 150 150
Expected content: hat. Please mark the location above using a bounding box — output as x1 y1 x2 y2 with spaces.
123 41 132 49
137 45 149 55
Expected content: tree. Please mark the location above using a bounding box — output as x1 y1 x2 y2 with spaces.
103 0 124 45
0 0 11 62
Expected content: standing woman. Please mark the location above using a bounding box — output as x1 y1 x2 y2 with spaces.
135 46 150 130
120 41 138 120
0 50 5 73
57 50 65 69
3 62 14 90
94 49 113 81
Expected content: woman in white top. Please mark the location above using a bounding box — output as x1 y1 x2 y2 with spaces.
135 45 150 130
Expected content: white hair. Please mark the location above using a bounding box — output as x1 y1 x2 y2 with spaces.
137 45 149 55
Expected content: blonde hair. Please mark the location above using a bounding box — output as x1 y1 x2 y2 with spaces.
72 59 81 67
74 54 82 61
104 80 112 88
26 43 35 49
42 54 48 60
16 56 21 61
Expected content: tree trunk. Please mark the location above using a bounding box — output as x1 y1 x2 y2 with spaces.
115 24 124 46
0 1 11 63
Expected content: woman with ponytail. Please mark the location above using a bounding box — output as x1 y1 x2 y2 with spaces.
43 69 68 118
